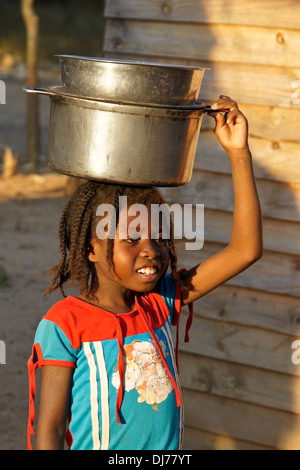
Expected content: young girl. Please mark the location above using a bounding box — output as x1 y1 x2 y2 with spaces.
27 96 263 450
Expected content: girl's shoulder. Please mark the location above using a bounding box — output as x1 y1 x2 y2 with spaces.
41 296 87 350
43 296 80 324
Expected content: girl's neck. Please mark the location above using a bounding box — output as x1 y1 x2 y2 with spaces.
78 288 136 314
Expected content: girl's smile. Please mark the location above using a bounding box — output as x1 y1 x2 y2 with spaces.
136 263 160 280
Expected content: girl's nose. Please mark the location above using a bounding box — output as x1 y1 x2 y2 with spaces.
140 239 160 258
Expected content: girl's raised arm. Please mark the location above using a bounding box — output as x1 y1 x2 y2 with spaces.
35 365 73 450
180 96 263 305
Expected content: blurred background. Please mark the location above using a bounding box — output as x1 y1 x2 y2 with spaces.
1 0 104 64
0 0 105 168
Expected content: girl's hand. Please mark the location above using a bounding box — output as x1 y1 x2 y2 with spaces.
208 95 249 154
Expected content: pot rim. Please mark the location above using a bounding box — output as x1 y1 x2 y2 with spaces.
24 86 208 114
56 54 210 72
49 85 207 109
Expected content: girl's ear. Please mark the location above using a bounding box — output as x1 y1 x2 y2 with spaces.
86 240 96 262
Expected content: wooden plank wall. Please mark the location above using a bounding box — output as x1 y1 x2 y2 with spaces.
102 0 300 449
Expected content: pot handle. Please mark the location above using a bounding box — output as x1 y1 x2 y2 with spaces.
23 86 56 96
202 105 228 113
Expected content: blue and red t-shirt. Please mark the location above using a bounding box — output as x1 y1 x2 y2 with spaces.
27 273 193 450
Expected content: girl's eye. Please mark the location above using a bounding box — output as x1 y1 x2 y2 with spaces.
124 237 168 246
154 237 168 246
125 237 140 243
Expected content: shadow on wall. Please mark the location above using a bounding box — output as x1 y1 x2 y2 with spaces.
183 0 300 451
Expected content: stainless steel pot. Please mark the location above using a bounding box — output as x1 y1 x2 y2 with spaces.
25 86 209 186
58 55 208 107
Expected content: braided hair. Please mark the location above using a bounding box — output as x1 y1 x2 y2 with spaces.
45 181 178 299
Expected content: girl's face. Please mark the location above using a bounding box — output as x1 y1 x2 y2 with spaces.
89 205 170 295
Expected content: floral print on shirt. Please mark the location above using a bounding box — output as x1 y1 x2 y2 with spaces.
112 339 173 411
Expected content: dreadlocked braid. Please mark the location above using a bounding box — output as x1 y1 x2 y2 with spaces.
106 185 126 275
45 181 99 297
45 181 178 299
167 219 178 284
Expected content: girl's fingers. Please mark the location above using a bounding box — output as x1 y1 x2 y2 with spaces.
225 108 239 124
210 96 246 125
211 95 238 112
207 110 226 131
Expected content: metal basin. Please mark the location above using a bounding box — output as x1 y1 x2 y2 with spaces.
58 55 208 107
24 87 207 186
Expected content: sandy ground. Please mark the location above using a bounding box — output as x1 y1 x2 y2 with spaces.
0 68 75 450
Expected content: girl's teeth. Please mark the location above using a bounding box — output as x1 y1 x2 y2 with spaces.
138 267 157 275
